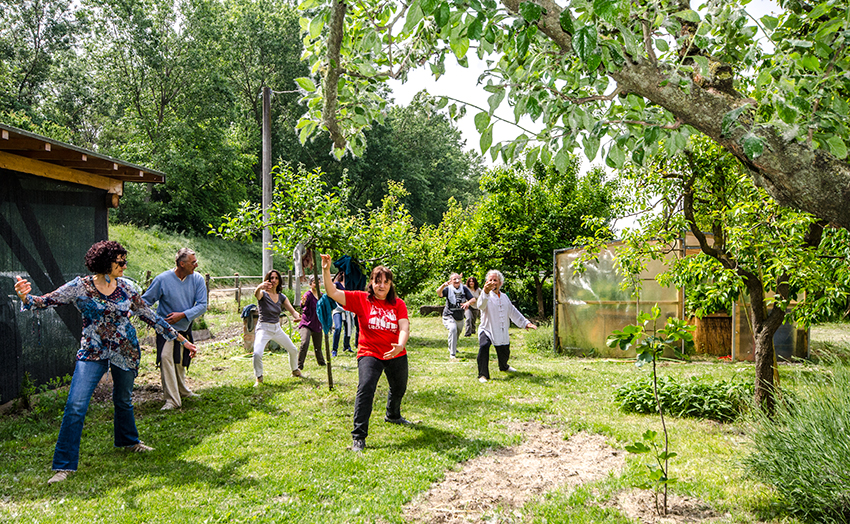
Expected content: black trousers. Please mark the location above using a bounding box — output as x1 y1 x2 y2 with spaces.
352 354 408 440
477 332 510 379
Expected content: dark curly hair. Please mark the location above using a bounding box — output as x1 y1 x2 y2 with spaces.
84 240 127 275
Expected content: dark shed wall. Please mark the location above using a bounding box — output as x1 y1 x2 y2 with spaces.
1 169 108 403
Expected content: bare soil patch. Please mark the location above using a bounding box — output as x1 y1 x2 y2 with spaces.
614 489 726 523
404 421 729 523
404 421 624 523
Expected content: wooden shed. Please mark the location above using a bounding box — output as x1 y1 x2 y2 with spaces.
1 123 165 403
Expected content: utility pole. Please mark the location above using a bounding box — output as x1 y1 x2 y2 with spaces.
262 86 273 276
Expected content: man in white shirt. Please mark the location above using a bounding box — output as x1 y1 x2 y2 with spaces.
476 269 536 383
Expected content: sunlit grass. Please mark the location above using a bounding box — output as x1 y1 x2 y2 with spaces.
1 310 828 523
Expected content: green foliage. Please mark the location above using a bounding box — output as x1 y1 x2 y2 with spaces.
614 375 754 423
296 0 850 167
16 373 71 423
441 159 617 317
607 305 694 516
606 305 695 365
522 320 554 354
611 136 850 328
745 364 850 523
625 428 678 508
214 164 435 295
316 98 485 226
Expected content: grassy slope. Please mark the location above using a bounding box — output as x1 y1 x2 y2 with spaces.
1 298 828 524
109 223 264 284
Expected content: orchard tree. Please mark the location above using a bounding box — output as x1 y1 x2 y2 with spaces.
604 136 850 413
295 0 850 232
452 159 617 317
214 165 433 294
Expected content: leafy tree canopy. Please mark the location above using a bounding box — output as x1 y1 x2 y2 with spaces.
444 157 618 316
296 0 850 231
314 96 484 226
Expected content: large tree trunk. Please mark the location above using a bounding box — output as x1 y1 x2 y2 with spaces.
610 60 850 232
746 279 786 415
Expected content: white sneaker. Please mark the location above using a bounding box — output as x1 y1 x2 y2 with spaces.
478 376 488 383
160 402 178 411
505 366 517 372
127 442 154 452
48 471 72 484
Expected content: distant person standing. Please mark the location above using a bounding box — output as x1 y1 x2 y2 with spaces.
476 270 536 383
332 272 353 357
253 269 302 386
142 248 208 410
464 276 481 337
437 273 474 359
297 276 327 370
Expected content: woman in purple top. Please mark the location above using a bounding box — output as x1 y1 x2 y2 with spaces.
297 276 327 370
13 241 197 484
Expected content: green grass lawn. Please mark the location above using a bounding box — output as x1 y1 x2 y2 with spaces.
0 303 828 523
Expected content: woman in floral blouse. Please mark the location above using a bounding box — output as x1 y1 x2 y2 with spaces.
14 240 197 485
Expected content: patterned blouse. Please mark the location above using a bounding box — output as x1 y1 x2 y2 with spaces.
22 276 178 373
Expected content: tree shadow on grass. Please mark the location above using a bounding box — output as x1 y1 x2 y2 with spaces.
1 381 306 503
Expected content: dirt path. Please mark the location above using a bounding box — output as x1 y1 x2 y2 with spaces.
403 421 727 524
404 421 624 523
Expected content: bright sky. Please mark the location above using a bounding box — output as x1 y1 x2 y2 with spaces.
388 0 781 166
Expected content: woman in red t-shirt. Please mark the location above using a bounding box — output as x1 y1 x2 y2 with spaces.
321 254 411 452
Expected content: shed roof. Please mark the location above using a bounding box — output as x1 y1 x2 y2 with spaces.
0 123 165 195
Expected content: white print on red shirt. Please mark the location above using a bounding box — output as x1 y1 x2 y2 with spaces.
368 304 398 332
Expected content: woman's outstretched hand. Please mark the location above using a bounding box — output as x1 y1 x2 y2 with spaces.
14 276 31 301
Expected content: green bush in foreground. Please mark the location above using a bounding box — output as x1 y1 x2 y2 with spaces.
745 364 850 523
614 375 753 422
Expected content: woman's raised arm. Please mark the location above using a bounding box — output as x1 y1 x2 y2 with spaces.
320 254 346 306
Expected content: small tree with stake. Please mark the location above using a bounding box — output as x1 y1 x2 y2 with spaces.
214 164 359 389
607 305 694 516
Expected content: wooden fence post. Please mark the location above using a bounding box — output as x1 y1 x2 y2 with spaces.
204 273 211 315
235 273 241 310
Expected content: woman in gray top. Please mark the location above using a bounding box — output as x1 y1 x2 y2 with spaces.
253 270 302 386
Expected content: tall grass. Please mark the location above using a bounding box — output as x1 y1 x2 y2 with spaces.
109 223 263 283
745 363 850 523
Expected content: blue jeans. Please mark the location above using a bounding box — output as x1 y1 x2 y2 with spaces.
332 311 351 353
352 355 408 440
52 360 140 471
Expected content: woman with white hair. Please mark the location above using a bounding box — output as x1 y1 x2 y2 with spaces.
476 270 537 382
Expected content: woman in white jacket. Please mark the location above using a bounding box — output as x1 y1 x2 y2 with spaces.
476 270 536 382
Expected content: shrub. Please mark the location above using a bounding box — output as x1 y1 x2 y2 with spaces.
524 322 555 353
745 364 850 523
614 375 753 422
